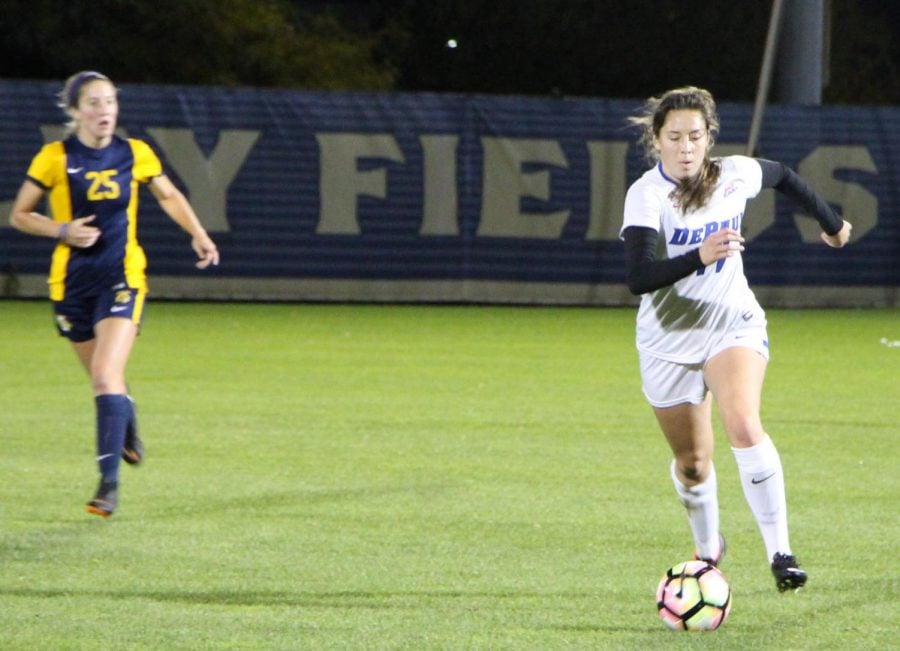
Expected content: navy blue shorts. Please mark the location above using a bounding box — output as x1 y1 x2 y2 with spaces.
52 283 146 342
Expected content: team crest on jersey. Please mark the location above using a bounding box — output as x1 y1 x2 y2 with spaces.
56 315 73 332
114 290 132 306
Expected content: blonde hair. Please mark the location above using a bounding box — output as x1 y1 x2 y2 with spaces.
629 86 721 214
56 71 115 135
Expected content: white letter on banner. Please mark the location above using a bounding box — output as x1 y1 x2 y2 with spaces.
796 146 877 242
477 137 570 238
419 135 459 235
146 128 260 233
316 133 405 235
585 141 628 240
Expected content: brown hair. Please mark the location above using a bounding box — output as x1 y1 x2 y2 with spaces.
629 86 721 214
56 71 115 135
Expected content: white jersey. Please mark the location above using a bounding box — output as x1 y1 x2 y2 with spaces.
621 155 766 364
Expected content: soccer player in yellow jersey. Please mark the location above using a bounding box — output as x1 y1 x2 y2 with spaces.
9 71 220 517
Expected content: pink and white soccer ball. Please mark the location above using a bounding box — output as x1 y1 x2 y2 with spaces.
656 560 732 631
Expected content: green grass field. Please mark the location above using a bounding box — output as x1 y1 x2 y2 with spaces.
0 300 897 649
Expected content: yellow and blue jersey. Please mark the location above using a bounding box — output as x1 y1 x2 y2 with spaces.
26 134 162 300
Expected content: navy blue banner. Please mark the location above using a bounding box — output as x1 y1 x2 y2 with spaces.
1 80 896 305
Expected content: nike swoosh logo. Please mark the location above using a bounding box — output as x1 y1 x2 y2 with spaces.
110 306 129 312
67 167 84 173
751 472 776 484
96 453 114 461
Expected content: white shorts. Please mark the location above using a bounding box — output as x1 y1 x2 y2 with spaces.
639 325 770 408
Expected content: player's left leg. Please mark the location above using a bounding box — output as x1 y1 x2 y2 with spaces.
121 393 143 465
704 345 806 590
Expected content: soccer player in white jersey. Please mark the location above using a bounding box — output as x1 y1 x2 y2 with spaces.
620 86 852 591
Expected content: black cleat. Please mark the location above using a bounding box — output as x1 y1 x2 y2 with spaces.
122 432 144 465
694 534 727 567
85 479 118 517
771 552 807 592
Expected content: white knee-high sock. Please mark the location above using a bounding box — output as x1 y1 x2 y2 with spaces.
732 435 790 562
670 461 721 560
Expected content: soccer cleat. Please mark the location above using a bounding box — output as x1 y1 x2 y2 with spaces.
122 432 144 465
694 534 727 567
85 479 119 517
771 552 807 592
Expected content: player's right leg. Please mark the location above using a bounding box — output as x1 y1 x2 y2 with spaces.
86 316 138 514
70 337 123 516
73 343 142 465
640 353 724 564
653 398 724 564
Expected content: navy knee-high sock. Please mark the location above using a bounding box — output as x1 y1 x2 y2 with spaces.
125 393 137 442
95 394 129 482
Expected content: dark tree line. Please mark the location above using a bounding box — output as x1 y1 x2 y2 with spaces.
0 0 897 104
0 0 395 90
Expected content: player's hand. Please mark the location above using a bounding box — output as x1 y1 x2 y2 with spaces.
65 215 101 248
821 220 852 248
192 233 220 269
699 228 744 266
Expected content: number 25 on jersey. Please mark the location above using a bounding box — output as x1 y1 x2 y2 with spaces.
86 170 120 200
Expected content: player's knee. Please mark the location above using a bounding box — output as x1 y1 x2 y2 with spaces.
681 463 702 482
91 378 113 395
90 373 125 396
676 455 712 483
722 413 765 446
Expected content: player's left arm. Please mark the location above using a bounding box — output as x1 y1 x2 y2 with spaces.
756 158 852 248
148 174 220 268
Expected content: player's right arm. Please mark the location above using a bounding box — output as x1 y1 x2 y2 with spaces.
9 180 56 237
622 226 742 295
621 181 742 295
9 179 99 247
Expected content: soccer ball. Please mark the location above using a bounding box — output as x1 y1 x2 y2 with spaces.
656 560 732 631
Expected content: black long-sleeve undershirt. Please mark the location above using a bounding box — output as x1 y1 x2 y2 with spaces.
623 158 844 295
757 158 843 235
623 228 704 295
